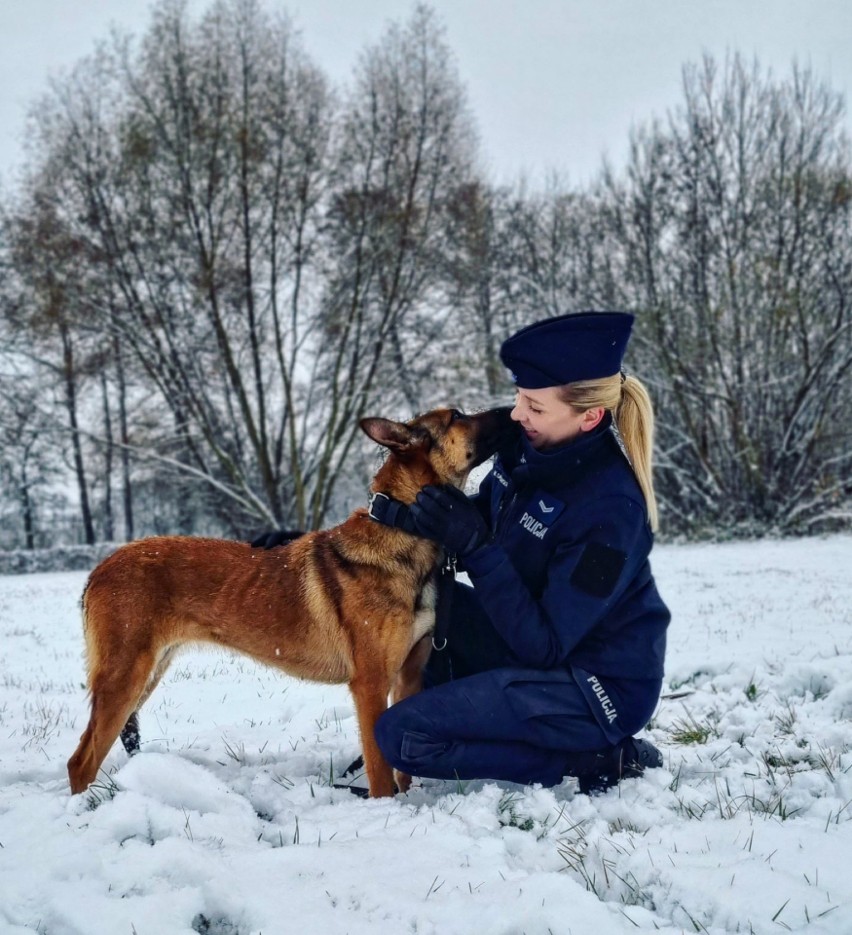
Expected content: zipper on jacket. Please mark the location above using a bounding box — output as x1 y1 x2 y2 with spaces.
494 489 519 539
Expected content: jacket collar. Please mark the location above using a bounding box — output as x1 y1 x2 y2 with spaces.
503 411 619 489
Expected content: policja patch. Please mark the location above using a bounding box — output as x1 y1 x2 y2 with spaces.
517 491 565 541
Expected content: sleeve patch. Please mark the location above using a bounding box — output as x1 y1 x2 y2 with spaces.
570 542 628 598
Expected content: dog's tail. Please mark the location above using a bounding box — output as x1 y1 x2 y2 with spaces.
80 573 99 693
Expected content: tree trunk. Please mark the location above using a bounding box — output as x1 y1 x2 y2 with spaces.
20 463 35 550
100 368 115 541
60 321 96 544
113 333 134 541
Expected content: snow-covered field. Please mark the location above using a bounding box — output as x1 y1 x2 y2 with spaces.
1 535 850 934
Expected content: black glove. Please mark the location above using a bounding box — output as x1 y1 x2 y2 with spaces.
250 529 304 549
409 485 490 557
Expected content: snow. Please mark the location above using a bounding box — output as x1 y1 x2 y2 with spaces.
1 535 850 934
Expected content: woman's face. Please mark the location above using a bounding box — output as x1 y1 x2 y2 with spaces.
510 386 604 450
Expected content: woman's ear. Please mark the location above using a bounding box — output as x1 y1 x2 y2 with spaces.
580 407 605 433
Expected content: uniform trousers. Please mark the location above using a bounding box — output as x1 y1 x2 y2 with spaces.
374 582 660 786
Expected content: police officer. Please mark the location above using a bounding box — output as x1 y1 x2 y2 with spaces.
373 311 669 794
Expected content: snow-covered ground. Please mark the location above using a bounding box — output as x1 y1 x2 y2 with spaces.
1 535 850 934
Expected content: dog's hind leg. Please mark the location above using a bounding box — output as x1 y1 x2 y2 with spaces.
68 649 159 794
119 645 179 756
120 712 140 755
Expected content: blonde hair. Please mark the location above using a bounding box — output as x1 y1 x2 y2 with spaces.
558 373 659 531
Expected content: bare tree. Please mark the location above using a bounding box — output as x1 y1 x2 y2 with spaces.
21 0 337 529
3 181 102 544
604 54 852 534
281 2 481 525
9 1 482 534
0 374 60 549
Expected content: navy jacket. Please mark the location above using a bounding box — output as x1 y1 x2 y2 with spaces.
462 416 670 680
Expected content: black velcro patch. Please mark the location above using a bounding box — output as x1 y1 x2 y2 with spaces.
570 542 628 598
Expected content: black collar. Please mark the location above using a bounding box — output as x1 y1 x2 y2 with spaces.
367 491 419 535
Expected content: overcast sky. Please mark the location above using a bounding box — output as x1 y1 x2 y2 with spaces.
2 0 850 190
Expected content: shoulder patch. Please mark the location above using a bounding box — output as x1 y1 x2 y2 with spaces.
529 490 565 525
570 542 628 598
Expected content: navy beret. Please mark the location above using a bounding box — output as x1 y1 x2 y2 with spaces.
499 311 634 388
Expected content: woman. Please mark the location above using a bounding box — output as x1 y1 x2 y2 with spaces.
373 311 670 794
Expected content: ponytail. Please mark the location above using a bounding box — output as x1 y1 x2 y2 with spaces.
615 375 658 531
558 373 659 532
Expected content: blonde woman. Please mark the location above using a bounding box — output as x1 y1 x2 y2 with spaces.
374 312 670 794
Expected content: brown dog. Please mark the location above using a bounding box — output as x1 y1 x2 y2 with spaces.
67 406 514 798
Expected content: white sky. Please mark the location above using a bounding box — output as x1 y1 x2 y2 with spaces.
1 0 850 190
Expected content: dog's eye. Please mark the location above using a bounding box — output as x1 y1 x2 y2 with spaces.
449 409 465 423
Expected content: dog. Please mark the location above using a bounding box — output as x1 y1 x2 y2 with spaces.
67 406 514 798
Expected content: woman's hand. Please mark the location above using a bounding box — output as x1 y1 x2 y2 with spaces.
409 485 490 556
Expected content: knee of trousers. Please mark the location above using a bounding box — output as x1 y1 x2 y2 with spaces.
374 703 408 769
375 703 448 773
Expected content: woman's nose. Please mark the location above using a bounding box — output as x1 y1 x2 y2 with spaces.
510 403 523 422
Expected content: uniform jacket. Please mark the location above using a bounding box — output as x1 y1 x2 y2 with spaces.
463 415 670 680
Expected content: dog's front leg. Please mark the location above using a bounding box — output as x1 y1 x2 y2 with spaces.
349 672 396 797
389 635 433 793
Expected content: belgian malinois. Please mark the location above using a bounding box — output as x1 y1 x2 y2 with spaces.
67 406 514 798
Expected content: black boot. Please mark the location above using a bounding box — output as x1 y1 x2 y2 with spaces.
575 737 662 796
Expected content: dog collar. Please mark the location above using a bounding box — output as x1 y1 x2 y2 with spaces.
367 491 419 535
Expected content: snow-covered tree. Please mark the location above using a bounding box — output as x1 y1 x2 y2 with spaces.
603 55 852 535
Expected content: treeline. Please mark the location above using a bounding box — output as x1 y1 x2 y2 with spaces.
1 0 850 547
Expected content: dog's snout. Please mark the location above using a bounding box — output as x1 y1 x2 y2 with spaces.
469 406 518 466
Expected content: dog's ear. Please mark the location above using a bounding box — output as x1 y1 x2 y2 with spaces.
360 417 429 454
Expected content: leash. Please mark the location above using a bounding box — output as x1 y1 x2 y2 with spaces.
432 551 456 652
426 550 456 683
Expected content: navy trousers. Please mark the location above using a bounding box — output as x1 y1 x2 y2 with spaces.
375 582 660 787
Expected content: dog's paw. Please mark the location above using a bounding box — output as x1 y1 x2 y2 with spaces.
394 769 412 794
